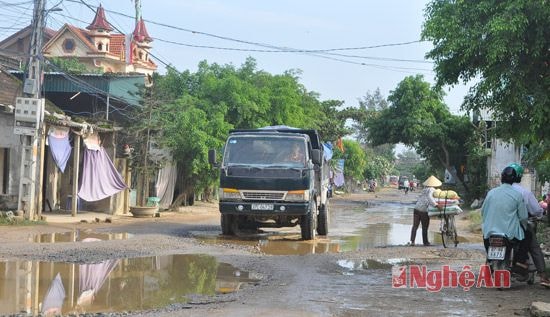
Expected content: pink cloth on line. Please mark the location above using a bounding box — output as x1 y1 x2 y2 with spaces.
78 147 127 202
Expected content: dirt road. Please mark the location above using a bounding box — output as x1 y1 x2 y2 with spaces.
0 188 548 316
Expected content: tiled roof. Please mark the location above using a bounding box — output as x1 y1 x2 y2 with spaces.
109 34 125 59
0 25 56 49
86 5 113 31
133 18 153 43
66 25 97 51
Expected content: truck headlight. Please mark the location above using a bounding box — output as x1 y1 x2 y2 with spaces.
220 188 241 200
286 190 309 202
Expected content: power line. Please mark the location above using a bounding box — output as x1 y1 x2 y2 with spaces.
153 37 432 64
0 2 33 38
66 0 426 54
63 1 431 73
61 0 430 63
0 0 33 7
73 0 179 73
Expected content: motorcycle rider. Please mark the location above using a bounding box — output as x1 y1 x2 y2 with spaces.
509 163 550 287
481 166 530 273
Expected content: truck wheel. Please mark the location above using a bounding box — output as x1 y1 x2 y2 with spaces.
317 202 329 235
221 214 234 235
301 201 317 240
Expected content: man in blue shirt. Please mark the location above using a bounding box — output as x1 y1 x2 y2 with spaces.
481 166 529 271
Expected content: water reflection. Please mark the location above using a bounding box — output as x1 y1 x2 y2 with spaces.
200 200 477 255
199 222 431 255
0 254 257 316
30 230 132 243
340 223 436 250
200 233 341 256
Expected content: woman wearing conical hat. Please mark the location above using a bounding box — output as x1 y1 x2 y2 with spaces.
409 175 442 246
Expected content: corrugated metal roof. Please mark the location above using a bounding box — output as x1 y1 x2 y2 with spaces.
10 71 144 105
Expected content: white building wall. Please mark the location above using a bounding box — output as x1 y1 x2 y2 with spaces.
487 139 520 188
0 113 22 201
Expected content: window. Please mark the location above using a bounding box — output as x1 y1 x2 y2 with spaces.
62 38 75 53
106 43 109 51
98 42 103 51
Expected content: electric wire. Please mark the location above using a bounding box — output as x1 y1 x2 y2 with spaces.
0 2 33 37
66 0 426 53
65 0 432 73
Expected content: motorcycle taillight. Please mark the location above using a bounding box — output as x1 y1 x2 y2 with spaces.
489 237 505 247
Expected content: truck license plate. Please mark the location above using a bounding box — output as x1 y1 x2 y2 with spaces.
487 246 505 260
251 203 274 211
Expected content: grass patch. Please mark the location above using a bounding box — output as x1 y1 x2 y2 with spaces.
0 215 45 226
467 209 482 233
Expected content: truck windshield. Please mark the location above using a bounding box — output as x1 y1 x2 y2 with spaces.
223 136 307 167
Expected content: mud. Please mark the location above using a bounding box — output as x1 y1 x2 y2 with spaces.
0 188 547 316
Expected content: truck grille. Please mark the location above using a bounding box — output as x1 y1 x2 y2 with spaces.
242 191 285 200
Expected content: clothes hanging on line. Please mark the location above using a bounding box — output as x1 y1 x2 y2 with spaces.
156 162 177 209
78 146 127 202
47 127 72 173
82 131 101 151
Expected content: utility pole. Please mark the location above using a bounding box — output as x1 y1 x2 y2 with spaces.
133 0 142 24
16 0 46 220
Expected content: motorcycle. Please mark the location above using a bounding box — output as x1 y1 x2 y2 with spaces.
368 182 376 192
486 233 536 286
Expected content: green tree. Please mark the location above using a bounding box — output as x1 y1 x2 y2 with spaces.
363 149 394 182
158 94 231 205
134 57 349 204
47 57 101 74
395 150 423 177
422 0 550 180
332 139 367 187
315 99 350 142
367 75 476 194
351 88 389 144
345 89 395 183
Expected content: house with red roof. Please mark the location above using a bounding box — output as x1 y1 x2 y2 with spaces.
0 4 156 75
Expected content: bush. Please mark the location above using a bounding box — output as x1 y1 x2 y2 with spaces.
467 209 482 233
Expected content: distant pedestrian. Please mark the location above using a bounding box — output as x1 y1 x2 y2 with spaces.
410 175 442 246
403 179 410 194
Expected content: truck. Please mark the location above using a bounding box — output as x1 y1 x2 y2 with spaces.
208 127 331 240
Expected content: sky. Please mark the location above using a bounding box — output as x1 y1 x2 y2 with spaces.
0 0 471 113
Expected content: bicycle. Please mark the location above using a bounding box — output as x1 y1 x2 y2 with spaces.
439 211 459 248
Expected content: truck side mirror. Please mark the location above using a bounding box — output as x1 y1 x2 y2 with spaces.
208 149 218 166
311 149 321 165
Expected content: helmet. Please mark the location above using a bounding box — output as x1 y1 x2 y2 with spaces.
508 163 523 183
501 166 517 185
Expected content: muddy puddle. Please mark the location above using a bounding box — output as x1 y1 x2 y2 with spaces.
30 230 132 243
0 254 258 316
337 258 404 272
198 200 477 255
197 221 430 255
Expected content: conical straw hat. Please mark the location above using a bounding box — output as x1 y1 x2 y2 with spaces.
423 175 442 187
